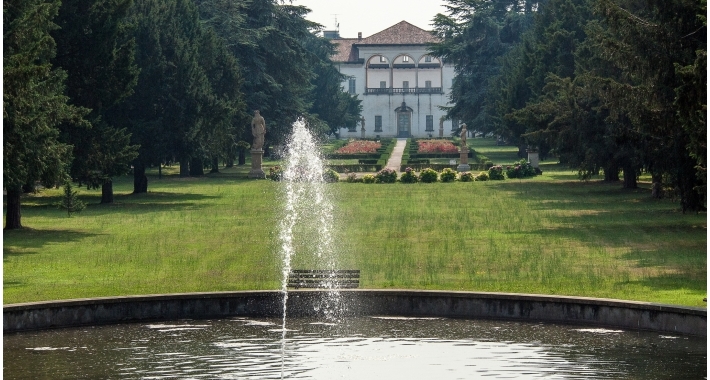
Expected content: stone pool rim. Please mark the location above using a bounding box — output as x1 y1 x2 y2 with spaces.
3 290 706 336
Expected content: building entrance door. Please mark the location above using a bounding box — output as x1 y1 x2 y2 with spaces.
396 102 412 138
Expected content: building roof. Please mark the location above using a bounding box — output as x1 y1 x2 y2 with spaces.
360 21 439 45
332 21 439 63
333 38 360 63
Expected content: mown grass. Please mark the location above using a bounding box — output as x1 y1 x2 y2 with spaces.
4 143 706 307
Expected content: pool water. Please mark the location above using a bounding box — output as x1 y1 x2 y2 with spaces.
3 316 706 379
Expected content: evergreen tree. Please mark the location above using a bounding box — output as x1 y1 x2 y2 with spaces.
430 0 541 136
196 27 247 173
3 0 87 229
195 0 316 146
118 0 233 188
51 0 140 203
589 0 706 209
56 180 86 216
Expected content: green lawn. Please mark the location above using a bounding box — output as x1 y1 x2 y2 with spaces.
4 141 706 307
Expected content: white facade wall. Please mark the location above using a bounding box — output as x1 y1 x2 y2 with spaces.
337 44 456 138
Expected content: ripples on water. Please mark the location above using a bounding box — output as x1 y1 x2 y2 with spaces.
4 316 706 379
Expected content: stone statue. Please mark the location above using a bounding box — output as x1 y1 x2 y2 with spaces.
439 116 444 138
251 110 266 150
460 123 467 148
360 116 366 131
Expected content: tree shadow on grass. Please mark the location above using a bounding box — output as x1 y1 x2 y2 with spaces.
4 228 99 260
621 273 707 294
19 191 217 216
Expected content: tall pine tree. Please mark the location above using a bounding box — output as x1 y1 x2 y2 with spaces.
3 0 87 229
51 0 140 203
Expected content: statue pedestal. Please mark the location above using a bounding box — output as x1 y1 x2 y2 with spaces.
527 149 540 168
439 127 444 138
248 149 266 179
361 129 366 139
457 147 470 172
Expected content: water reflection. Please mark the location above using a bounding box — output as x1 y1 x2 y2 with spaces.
4 317 706 379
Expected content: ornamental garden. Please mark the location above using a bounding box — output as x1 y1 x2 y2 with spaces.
268 137 540 184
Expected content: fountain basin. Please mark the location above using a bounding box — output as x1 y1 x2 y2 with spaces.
4 290 706 336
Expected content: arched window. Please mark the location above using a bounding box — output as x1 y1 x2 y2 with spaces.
366 55 389 93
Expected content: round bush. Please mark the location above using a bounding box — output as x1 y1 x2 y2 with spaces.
440 168 457 182
362 174 377 184
475 171 489 181
419 168 438 183
375 168 397 183
459 172 475 182
488 165 505 180
322 168 340 183
345 172 360 183
267 166 283 181
400 167 418 183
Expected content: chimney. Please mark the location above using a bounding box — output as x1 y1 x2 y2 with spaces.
358 32 362 40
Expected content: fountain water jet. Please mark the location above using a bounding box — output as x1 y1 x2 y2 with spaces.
277 118 344 376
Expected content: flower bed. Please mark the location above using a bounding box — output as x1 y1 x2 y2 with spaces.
335 140 382 154
417 139 458 154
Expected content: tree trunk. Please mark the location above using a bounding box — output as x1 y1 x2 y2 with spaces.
238 149 246 165
101 180 114 204
678 156 704 213
622 164 637 189
133 162 148 194
4 186 22 230
603 164 620 182
190 157 204 176
210 156 219 173
180 158 190 177
517 144 526 158
651 173 663 199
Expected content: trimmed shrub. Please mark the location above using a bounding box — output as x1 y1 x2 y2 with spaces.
440 168 457 182
505 159 537 179
419 168 438 183
400 167 418 183
362 174 376 183
475 171 489 181
459 172 475 182
488 165 505 180
345 172 360 183
375 167 397 183
267 166 283 181
322 168 340 183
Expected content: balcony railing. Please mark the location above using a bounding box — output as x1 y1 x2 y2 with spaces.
365 87 443 95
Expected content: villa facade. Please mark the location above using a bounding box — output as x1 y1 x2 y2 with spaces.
330 21 456 138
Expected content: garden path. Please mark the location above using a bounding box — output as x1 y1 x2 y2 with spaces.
384 138 407 172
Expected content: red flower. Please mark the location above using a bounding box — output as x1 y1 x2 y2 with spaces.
417 140 458 154
336 141 382 154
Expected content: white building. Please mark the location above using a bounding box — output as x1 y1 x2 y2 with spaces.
331 21 456 138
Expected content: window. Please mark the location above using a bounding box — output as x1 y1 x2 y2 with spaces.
426 115 434 131
348 78 356 94
380 81 387 88
379 56 387 62
452 119 459 131
424 56 432 62
402 81 409 89
375 116 383 132
425 80 432 88
403 56 409 62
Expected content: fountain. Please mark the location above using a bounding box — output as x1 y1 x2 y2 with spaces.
2 119 706 378
277 118 345 375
